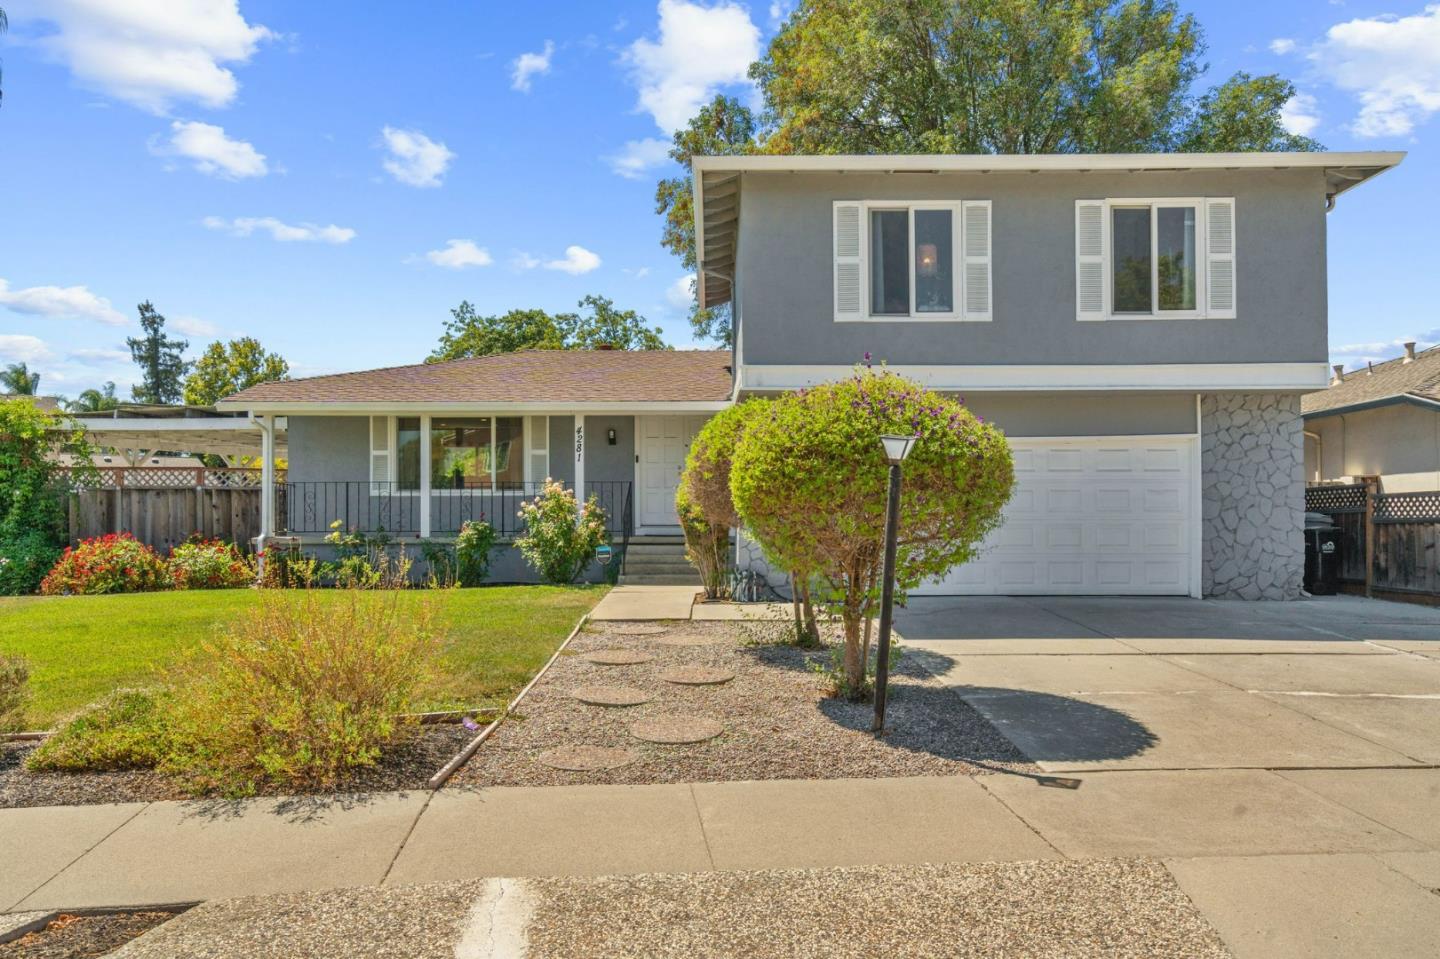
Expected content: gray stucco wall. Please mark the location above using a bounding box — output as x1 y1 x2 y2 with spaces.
735 168 1328 368
286 415 368 483
1305 404 1440 492
962 392 1195 436
1202 393 1305 600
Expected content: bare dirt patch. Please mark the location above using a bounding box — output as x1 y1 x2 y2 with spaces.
450 621 1032 788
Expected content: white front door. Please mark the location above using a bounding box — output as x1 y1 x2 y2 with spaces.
637 415 708 531
914 436 1198 596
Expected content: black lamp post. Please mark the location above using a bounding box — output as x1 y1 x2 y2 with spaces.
873 433 919 734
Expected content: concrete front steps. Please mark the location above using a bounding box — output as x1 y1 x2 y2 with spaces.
620 536 699 586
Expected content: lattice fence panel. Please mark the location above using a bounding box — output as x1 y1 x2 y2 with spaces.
1374 491 1440 524
1306 484 1368 514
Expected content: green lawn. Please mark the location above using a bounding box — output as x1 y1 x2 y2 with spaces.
0 586 607 727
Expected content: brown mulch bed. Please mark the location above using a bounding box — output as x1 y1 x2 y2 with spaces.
450 620 1033 789
0 911 179 958
0 724 474 809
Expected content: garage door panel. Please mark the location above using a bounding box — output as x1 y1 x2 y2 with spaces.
917 437 1194 596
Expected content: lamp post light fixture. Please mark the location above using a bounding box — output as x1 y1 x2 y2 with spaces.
873 433 919 734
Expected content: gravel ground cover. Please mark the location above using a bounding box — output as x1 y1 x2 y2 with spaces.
93 860 1231 958
451 620 1032 788
0 911 179 958
521 859 1232 959
0 724 473 809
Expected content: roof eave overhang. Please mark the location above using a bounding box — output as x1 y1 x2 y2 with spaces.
1303 392 1440 420
216 400 735 414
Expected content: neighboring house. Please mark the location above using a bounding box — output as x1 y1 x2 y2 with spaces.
2 394 61 412
1303 343 1440 492
220 151 1402 600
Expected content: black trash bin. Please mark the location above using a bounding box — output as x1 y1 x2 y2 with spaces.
1303 511 1342 595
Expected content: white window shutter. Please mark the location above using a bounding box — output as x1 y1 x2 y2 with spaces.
833 201 863 321
961 200 992 320
1205 197 1236 319
1075 200 1107 321
369 416 390 490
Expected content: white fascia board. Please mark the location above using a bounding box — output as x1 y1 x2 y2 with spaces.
692 152 1404 177
216 401 734 415
74 417 261 432
738 363 1330 393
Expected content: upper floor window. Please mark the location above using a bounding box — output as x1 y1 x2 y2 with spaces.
1076 197 1235 322
834 200 991 323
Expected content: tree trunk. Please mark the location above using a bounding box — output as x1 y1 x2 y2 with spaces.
800 582 820 644
842 609 864 695
789 571 804 641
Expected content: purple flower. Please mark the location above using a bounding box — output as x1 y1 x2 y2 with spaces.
462 716 481 731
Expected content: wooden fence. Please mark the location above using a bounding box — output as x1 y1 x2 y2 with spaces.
1306 482 1440 599
65 468 284 554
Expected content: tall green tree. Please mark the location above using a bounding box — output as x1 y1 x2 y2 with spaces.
183 337 290 406
662 0 1318 345
655 95 760 348
428 296 668 362
66 382 120 413
0 363 39 395
125 302 190 405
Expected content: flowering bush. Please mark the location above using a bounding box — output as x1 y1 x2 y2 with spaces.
455 518 497 586
168 537 252 590
731 368 1013 697
515 480 608 584
40 533 172 595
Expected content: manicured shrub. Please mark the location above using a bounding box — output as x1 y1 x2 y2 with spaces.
455 518 497 586
0 654 29 734
168 537 252 589
39 533 172 596
515 480 608 584
677 400 769 602
731 368 1014 697
160 589 441 795
26 690 169 770
677 483 728 599
0 530 62 597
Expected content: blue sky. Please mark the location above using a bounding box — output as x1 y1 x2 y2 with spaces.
0 0 1436 398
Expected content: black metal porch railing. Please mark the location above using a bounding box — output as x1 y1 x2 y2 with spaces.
280 480 634 541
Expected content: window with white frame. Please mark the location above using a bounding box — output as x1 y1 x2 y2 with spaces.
833 200 991 322
369 415 531 491
1076 197 1235 321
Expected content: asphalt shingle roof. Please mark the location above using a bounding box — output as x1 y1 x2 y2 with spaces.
1302 345 1440 415
220 349 734 406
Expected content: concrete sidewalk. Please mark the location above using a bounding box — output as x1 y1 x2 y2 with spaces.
588 584 791 622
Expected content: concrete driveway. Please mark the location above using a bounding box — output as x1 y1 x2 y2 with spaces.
896 594 1440 957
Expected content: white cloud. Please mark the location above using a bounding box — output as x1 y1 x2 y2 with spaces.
156 120 267 178
425 239 493 270
624 266 652 278
0 335 55 364
667 275 696 310
1330 331 1440 370
510 251 543 270
768 1 795 28
544 246 602 275
1309 4 1440 137
29 0 273 113
1280 93 1321 136
511 40 554 92
67 346 132 363
203 216 355 244
1269 38 1297 55
170 315 219 337
0 279 127 325
607 136 672 179
625 0 761 133
379 126 455 187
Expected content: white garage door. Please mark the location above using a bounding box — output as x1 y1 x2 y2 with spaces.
916 436 1197 596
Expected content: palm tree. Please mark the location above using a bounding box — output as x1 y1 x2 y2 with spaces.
67 382 120 413
0 362 40 395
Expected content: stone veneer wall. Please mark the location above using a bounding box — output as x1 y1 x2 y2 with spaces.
1201 393 1305 600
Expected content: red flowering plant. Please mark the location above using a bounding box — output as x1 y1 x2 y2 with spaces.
169 536 253 590
40 533 172 595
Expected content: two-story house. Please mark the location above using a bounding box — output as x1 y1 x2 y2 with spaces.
220 151 1402 600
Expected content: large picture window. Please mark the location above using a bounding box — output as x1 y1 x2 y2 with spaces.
395 415 526 490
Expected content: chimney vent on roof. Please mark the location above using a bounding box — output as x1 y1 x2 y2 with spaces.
1368 361 1375 375
1331 364 1345 384
1404 342 1417 363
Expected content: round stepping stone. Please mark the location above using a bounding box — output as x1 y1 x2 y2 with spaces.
659 667 736 686
605 625 668 636
584 649 655 666
651 633 727 647
537 745 638 771
571 684 653 707
630 715 725 744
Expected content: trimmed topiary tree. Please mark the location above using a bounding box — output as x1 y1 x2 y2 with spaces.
677 399 767 601
730 368 1014 697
